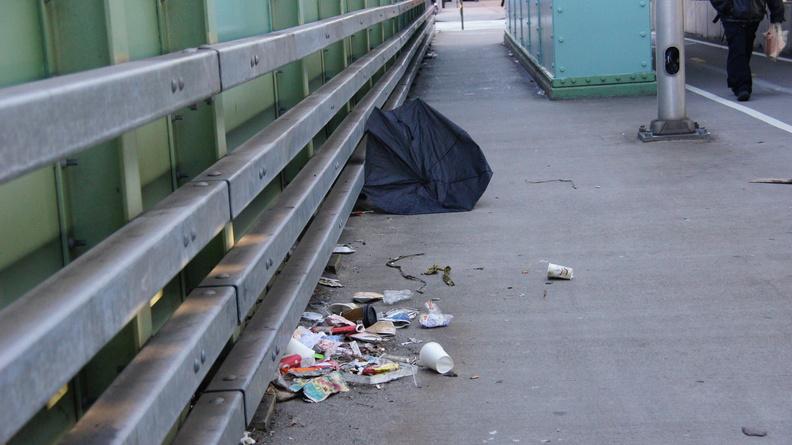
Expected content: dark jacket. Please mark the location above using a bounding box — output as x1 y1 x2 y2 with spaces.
710 0 785 22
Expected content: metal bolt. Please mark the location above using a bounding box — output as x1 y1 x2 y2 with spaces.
259 167 267 179
254 54 259 65
183 235 189 247
171 114 184 122
217 273 230 279
210 397 225 405
193 359 200 373
202 290 217 296
208 171 222 177
271 351 277 361
201 350 207 363
223 374 237 381
68 238 87 249
178 77 185 90
171 79 178 93
194 181 209 187
191 231 197 241
60 159 79 168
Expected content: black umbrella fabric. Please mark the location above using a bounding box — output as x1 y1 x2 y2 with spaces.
363 99 493 215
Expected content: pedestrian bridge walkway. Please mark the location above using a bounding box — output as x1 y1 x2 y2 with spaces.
2 1 792 444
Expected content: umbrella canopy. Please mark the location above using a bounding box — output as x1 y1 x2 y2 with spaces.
363 99 493 215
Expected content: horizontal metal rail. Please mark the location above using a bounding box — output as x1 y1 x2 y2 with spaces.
0 0 425 187
195 7 433 219
171 24 433 445
0 2 431 442
36 10 433 445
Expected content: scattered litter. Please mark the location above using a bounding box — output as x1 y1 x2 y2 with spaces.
419 301 454 328
400 337 423 346
341 304 378 327
319 277 344 288
419 341 454 373
349 331 383 343
288 371 349 403
240 431 256 445
353 291 384 303
547 263 573 280
424 264 455 286
471 375 480 379
332 245 356 254
750 178 792 184
327 302 357 315
383 289 413 305
301 312 324 322
742 427 768 437
344 363 418 385
425 51 438 58
350 210 373 216
525 178 578 189
386 254 428 293
324 313 357 326
381 354 416 364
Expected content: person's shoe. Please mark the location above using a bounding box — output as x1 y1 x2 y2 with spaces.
737 91 751 102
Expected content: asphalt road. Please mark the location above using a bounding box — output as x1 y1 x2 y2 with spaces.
260 3 792 444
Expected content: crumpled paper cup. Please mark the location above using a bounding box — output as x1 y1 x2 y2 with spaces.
547 263 573 280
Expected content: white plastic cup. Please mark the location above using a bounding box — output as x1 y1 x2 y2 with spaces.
285 338 316 367
547 263 573 280
420 342 454 374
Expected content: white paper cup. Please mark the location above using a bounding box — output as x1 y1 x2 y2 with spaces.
547 263 573 280
420 342 454 374
285 338 316 367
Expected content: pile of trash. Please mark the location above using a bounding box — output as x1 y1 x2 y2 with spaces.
274 287 456 403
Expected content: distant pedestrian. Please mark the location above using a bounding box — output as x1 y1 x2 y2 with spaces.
709 0 785 101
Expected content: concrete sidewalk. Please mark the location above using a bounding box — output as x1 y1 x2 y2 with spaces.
262 6 792 444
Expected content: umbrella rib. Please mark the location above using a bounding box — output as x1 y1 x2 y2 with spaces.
424 131 466 173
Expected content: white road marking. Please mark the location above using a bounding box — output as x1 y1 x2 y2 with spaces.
686 84 792 134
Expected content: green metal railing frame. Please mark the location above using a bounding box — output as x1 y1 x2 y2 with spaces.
0 1 431 443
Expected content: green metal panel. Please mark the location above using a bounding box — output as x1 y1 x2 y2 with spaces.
553 0 652 79
225 74 279 151
44 0 110 74
136 119 176 211
215 0 272 42
0 169 63 309
122 0 162 60
0 1 46 87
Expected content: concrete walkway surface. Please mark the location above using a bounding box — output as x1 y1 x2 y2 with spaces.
262 2 792 443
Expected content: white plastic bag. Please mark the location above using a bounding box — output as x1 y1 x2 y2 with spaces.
764 23 788 61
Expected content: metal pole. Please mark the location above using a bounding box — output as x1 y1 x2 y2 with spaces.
460 0 464 30
638 0 709 141
656 0 686 121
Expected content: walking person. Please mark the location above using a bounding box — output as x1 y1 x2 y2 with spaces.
709 0 785 101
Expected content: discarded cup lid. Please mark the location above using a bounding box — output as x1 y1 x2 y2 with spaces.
327 302 358 315
301 312 324 322
353 291 384 303
365 321 396 337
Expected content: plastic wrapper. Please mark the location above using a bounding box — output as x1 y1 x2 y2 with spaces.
383 289 413 305
419 301 453 328
288 371 349 403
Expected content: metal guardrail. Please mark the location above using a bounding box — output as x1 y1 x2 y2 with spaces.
0 1 432 443
0 0 426 187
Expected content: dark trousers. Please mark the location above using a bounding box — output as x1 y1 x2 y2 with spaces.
722 20 760 95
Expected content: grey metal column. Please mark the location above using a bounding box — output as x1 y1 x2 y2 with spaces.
639 0 709 141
